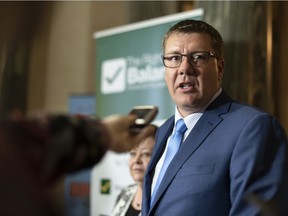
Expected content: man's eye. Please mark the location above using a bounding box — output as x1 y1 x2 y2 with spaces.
192 54 207 61
165 55 181 61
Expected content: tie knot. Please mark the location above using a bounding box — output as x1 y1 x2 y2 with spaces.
175 119 187 133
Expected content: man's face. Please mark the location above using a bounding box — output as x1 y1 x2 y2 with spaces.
164 32 224 117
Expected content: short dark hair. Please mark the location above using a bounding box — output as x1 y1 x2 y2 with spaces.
163 19 224 58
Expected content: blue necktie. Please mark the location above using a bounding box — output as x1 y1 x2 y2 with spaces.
150 119 187 205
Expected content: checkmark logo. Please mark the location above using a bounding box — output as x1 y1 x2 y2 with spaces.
101 58 126 94
106 67 122 84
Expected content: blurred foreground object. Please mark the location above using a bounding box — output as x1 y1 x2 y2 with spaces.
0 112 157 216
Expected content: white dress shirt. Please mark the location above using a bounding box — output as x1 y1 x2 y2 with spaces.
151 88 222 196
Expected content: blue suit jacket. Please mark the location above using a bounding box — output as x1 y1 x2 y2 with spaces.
142 91 287 216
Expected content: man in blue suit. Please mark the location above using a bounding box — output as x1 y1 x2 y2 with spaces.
142 20 287 216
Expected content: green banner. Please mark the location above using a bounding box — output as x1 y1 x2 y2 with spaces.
92 9 204 216
94 8 204 121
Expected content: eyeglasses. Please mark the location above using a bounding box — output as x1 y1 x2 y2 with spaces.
162 52 217 68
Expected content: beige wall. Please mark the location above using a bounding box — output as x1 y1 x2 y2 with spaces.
28 1 131 113
28 3 51 113
276 1 288 132
44 2 92 112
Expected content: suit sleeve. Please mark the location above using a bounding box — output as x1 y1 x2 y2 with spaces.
229 113 287 215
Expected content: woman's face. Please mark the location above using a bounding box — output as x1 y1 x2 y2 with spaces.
129 136 155 184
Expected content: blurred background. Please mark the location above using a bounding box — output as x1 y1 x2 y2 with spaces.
0 1 287 215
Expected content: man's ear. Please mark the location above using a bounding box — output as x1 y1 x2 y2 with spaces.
217 59 225 80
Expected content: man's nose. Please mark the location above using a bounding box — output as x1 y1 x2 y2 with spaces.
178 56 194 75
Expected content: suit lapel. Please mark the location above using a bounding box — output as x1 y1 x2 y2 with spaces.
149 91 233 212
143 117 174 214
148 117 174 173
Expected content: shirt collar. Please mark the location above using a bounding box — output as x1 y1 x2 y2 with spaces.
174 88 222 124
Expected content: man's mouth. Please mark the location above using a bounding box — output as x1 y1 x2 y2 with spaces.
178 82 195 89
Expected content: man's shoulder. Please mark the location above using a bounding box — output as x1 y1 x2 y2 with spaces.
231 100 270 116
220 90 269 116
